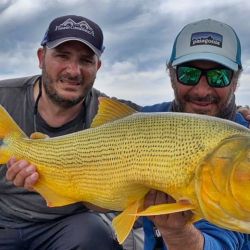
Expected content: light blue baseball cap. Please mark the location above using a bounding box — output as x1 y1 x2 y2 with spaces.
169 19 242 70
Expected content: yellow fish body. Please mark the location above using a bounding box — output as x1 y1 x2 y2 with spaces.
0 97 249 243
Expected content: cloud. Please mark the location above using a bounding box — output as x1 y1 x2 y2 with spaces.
95 60 173 105
0 44 39 77
0 0 250 106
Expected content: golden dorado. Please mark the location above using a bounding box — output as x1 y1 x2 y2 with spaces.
0 97 250 243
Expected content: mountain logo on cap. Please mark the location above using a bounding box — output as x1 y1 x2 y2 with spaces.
190 32 223 48
55 18 95 37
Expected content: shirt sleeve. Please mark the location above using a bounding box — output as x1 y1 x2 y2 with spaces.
195 220 249 250
143 218 249 250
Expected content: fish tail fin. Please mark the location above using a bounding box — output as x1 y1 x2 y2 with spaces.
0 105 26 138
0 105 27 164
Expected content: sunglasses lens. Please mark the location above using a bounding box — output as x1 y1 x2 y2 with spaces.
177 66 233 88
177 67 201 85
207 69 233 87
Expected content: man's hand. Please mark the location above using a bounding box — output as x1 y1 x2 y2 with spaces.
144 190 193 232
238 106 250 124
6 157 39 191
144 190 204 250
6 158 110 212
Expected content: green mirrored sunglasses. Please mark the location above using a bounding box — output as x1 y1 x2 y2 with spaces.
176 66 234 88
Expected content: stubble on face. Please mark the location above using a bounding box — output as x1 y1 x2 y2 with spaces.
41 65 95 109
171 76 236 117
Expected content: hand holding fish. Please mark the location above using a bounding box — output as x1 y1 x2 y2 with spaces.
144 190 192 229
1 98 250 244
238 106 250 126
144 190 204 249
6 158 110 213
6 157 39 191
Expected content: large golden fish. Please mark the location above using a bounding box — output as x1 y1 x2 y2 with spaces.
0 97 249 243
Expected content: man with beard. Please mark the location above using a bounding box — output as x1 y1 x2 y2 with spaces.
0 15 125 250
2 17 250 250
142 19 250 250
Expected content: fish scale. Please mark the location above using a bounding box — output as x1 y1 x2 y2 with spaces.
4 112 247 200
0 98 250 243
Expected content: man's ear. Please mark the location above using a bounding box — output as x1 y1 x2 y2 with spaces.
37 48 45 69
97 59 102 70
231 80 238 93
169 67 176 88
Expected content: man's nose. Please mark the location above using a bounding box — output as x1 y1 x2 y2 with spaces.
66 60 81 76
193 75 213 96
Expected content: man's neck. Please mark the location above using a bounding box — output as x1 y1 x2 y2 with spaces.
33 80 84 128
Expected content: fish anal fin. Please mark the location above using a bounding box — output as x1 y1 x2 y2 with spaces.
134 202 195 216
34 181 77 207
112 198 144 244
91 97 137 128
30 132 49 139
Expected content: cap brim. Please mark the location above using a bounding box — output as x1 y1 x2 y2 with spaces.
46 38 102 57
172 53 239 71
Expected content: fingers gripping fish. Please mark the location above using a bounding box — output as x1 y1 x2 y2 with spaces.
0 97 249 244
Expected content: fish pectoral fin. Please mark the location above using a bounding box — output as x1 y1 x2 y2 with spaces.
133 202 195 216
30 132 49 139
112 198 144 244
34 181 76 207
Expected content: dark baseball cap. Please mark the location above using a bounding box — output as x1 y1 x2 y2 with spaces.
41 15 105 57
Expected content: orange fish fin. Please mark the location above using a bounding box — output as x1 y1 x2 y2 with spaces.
190 214 202 223
112 198 144 244
0 105 27 164
0 105 27 138
30 132 49 139
133 202 194 216
91 97 137 128
34 181 77 207
0 147 12 164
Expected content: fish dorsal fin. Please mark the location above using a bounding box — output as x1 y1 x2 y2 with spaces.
91 97 137 128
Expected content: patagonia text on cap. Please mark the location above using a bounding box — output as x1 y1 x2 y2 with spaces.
169 19 241 70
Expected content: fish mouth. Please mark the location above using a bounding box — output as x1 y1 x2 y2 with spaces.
195 135 250 233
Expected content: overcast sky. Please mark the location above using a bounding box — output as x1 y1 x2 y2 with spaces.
0 0 249 106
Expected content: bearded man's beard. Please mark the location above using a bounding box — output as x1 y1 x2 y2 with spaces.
42 68 89 109
172 84 236 119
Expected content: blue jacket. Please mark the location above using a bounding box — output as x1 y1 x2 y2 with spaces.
141 102 250 250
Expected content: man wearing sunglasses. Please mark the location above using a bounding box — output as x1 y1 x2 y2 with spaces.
142 19 250 250
3 17 250 250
